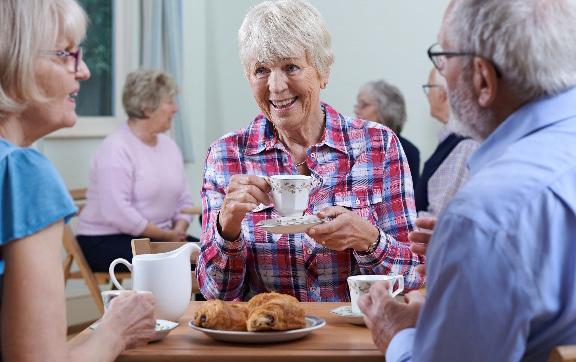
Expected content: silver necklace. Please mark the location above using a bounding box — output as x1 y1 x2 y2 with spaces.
294 158 307 168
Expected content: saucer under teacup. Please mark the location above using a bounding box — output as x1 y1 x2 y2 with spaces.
330 306 365 326
89 319 178 342
256 215 324 234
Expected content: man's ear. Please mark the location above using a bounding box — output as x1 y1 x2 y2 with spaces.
473 57 498 107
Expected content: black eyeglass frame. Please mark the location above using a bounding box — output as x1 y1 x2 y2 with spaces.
427 43 502 78
44 47 83 73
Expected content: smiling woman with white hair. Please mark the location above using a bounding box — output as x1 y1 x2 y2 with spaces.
196 0 423 302
0 0 155 360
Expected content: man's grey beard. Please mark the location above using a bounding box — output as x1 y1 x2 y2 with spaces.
447 73 496 141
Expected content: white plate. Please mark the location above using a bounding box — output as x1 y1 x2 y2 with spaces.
256 215 324 234
90 319 179 342
330 306 366 326
188 315 325 343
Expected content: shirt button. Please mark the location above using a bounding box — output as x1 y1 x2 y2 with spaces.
355 199 361 205
311 152 316 159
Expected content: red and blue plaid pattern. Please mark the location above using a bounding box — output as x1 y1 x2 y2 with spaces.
197 103 424 302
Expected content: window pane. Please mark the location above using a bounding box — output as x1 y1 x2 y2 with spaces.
77 0 114 116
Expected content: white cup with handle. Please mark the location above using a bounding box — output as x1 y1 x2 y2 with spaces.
263 175 313 217
347 274 404 315
108 243 199 321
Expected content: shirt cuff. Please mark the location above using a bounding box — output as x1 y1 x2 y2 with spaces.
386 328 415 362
214 212 245 255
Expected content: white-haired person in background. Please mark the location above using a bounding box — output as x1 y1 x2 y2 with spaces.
355 80 421 187
197 0 423 302
0 0 155 360
415 69 479 217
359 0 576 361
77 69 196 273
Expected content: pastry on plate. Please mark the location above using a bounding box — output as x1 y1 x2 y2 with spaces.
193 300 248 331
247 299 306 332
247 291 299 313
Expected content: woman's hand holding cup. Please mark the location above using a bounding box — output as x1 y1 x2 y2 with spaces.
98 291 156 350
219 175 271 240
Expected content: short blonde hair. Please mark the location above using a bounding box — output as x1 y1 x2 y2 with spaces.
238 0 334 79
0 0 87 118
122 69 178 119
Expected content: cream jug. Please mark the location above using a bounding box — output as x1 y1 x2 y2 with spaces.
108 243 200 321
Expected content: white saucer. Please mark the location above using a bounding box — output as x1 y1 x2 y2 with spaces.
330 306 366 326
90 319 179 342
188 315 325 343
256 215 324 234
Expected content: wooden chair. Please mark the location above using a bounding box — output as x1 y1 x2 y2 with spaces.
62 188 129 314
548 346 576 362
130 238 201 294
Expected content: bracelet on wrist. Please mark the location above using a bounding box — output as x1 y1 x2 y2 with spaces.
365 228 380 253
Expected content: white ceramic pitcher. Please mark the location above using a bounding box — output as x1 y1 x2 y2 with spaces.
108 243 200 321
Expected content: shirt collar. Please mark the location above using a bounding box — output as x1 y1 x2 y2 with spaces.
244 102 349 156
469 86 576 175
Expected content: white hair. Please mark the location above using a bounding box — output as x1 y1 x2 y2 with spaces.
444 0 576 101
0 0 87 118
238 0 333 79
361 80 407 134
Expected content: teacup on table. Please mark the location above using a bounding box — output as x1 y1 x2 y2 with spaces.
264 175 313 217
347 274 404 315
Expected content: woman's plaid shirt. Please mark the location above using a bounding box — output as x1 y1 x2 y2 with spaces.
197 103 424 301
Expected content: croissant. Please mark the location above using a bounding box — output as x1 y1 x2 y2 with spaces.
247 291 299 313
247 300 306 332
193 299 248 331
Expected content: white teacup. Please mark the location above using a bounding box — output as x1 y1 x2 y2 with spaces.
101 290 152 311
265 175 313 217
347 274 404 315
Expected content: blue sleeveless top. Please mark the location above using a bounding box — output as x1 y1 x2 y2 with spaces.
0 139 76 274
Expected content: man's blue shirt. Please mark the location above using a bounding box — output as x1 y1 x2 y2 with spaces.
387 86 576 362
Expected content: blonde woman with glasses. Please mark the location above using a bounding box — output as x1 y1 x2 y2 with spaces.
0 0 155 360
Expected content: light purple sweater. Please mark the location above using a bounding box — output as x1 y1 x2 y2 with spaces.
77 124 194 236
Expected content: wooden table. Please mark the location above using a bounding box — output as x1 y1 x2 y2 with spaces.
85 302 382 362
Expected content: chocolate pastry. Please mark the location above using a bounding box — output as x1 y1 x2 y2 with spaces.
193 300 248 331
247 300 306 332
247 292 299 313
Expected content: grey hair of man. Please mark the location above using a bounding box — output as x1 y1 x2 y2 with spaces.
360 80 407 134
442 0 576 102
238 0 334 80
0 0 87 118
122 69 178 119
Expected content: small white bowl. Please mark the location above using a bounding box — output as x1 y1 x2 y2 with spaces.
90 319 178 342
150 319 179 342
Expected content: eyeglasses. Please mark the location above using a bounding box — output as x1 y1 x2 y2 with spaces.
44 47 83 73
422 84 443 96
427 43 502 78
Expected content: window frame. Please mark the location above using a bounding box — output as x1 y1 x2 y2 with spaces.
47 0 140 139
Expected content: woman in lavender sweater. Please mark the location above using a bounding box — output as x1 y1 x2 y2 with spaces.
77 69 195 272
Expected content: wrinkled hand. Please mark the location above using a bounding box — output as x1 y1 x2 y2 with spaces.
409 217 436 277
99 292 156 349
307 206 379 251
219 175 271 240
358 282 425 354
